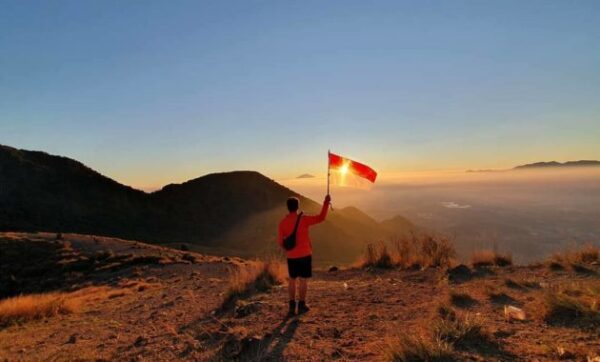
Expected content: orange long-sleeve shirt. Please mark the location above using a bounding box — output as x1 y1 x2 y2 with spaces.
277 199 330 259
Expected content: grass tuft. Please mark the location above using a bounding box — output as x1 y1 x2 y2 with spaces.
546 245 600 271
433 314 490 350
384 334 455 362
221 260 285 310
357 233 456 270
470 250 512 268
0 292 79 327
542 290 600 326
358 242 395 269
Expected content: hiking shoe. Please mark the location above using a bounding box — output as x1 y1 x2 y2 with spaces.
297 301 310 315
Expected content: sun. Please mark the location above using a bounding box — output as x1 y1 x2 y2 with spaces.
340 162 350 175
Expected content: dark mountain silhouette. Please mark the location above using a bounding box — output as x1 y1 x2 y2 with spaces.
467 160 600 173
0 145 415 263
514 160 600 170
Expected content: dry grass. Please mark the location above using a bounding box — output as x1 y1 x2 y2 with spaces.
433 314 490 350
357 234 456 270
541 288 600 326
221 260 285 310
383 334 454 362
385 307 493 360
470 250 512 268
357 242 395 269
547 244 600 271
504 277 540 290
0 282 149 328
0 292 79 327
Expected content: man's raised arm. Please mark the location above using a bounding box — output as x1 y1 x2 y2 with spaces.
305 195 331 226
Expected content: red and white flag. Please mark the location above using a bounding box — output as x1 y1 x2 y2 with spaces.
328 152 377 189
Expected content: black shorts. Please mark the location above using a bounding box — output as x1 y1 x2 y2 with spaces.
287 255 312 279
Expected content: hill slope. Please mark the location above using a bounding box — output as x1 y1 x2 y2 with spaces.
0 145 414 263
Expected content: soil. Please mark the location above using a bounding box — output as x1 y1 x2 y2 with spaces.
0 232 598 361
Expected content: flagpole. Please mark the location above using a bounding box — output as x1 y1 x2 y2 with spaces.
327 149 333 211
327 149 330 196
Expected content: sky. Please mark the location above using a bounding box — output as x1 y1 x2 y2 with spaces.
1 0 599 189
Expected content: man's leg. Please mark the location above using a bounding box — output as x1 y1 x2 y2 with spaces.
297 278 310 314
298 278 307 301
288 277 297 315
297 255 311 314
288 277 297 300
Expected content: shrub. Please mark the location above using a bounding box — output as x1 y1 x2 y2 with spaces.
546 245 600 270
0 292 79 327
470 250 512 268
358 242 396 269
542 291 600 326
392 238 416 269
433 314 489 350
221 260 285 309
420 235 456 268
356 234 456 270
384 334 454 362
569 245 599 264
436 304 457 321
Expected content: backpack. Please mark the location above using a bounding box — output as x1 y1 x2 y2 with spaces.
283 212 303 251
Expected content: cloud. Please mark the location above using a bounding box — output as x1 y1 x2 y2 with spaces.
441 201 471 209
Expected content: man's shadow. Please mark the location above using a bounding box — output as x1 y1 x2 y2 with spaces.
257 315 300 360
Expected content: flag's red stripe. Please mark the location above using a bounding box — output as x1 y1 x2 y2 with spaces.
328 152 377 183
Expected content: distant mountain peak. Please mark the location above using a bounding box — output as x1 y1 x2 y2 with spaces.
296 173 315 179
514 160 600 170
467 160 600 173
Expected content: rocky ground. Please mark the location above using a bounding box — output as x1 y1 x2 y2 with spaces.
0 232 598 361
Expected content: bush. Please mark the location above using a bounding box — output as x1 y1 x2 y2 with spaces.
356 234 456 270
542 290 600 326
470 250 512 268
358 242 396 269
0 292 79 327
221 260 285 309
384 334 454 362
546 245 600 270
433 314 489 350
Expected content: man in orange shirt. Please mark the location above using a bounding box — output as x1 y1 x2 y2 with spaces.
278 194 331 316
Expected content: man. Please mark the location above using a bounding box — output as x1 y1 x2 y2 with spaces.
278 194 331 316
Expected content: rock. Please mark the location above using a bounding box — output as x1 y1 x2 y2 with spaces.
328 266 339 272
504 305 527 321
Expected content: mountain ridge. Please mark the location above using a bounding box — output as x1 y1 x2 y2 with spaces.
466 159 600 173
0 144 414 263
